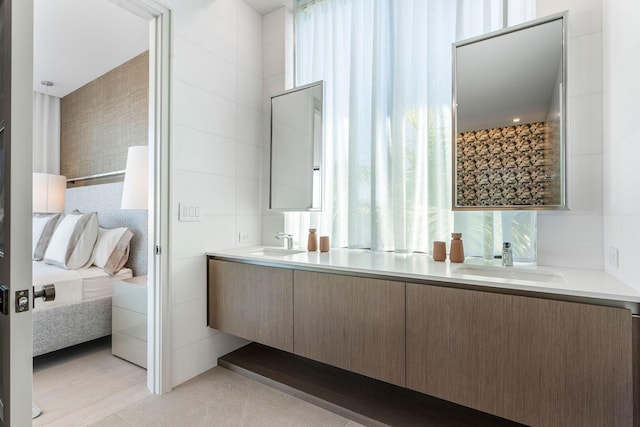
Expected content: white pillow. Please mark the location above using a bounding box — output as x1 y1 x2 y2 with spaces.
92 227 133 275
44 211 99 269
32 213 63 261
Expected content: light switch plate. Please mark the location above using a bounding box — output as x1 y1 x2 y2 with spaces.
179 203 201 222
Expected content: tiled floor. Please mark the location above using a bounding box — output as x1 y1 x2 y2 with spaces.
33 338 362 427
89 367 363 427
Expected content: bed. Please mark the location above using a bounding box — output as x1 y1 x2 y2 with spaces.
32 181 147 357
32 262 133 356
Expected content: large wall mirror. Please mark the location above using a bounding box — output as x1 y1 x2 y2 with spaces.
453 12 567 210
270 81 323 211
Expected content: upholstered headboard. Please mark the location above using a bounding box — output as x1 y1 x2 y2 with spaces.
65 182 147 276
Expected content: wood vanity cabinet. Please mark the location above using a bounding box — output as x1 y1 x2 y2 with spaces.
406 283 634 427
208 257 637 426
208 259 293 352
293 270 406 387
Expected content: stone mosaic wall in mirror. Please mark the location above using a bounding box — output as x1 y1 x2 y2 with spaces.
455 122 561 207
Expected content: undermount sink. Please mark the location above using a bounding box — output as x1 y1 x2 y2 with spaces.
249 247 306 257
452 264 566 284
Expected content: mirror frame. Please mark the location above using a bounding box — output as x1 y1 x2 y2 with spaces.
452 12 568 211
269 81 324 212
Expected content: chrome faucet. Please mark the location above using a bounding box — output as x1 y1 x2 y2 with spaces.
502 242 513 267
275 232 294 249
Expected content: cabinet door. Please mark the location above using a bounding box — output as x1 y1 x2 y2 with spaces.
406 283 633 427
294 271 405 387
255 265 294 352
208 259 293 351
209 259 256 340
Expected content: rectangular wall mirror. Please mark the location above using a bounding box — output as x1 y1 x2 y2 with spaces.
270 81 324 211
453 12 567 210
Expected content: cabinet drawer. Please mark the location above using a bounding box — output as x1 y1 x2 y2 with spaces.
112 282 147 314
112 331 147 368
112 306 147 341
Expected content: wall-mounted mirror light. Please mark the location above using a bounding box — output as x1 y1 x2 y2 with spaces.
453 13 567 210
270 81 324 211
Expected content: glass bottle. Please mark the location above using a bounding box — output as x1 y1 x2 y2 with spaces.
502 242 513 267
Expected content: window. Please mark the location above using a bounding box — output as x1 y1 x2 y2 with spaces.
290 0 537 262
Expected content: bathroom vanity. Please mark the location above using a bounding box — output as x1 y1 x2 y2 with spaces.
207 247 640 426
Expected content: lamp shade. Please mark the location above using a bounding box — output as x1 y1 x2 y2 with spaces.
33 173 66 213
121 146 148 210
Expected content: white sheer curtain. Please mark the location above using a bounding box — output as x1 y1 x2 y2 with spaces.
291 0 536 260
33 91 61 174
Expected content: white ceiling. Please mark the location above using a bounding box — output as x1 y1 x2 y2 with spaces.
34 0 293 98
34 0 150 98
244 0 293 15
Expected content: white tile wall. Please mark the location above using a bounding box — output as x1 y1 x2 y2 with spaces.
172 171 237 215
261 7 293 245
237 178 262 214
603 0 640 288
171 257 207 306
172 216 237 259
238 70 263 108
174 35 237 102
173 125 237 177
537 214 603 269
171 331 248 387
569 33 603 97
569 93 602 156
236 104 263 145
166 0 263 387
174 80 237 138
236 214 263 247
536 0 604 269
568 154 603 214
537 0 601 37
236 142 262 180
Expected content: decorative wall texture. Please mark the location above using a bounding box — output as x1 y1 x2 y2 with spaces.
456 122 560 207
60 51 149 181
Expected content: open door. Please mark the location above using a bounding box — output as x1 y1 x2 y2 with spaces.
0 0 34 425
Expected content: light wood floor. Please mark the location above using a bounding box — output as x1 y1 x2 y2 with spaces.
33 337 150 427
33 338 362 427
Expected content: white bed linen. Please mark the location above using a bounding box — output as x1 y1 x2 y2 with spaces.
33 261 132 311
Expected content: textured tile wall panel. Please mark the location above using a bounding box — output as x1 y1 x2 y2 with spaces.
61 51 149 180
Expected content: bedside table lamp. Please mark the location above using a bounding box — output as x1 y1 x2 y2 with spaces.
33 173 66 213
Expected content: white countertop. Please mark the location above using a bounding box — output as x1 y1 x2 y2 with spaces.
207 246 640 310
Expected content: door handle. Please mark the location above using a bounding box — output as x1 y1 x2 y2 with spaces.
33 284 56 307
0 285 8 315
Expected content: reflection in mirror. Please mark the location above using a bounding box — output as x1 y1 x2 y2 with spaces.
270 81 323 211
453 13 567 210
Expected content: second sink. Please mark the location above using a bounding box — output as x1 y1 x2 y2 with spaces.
453 264 566 284
249 247 306 257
